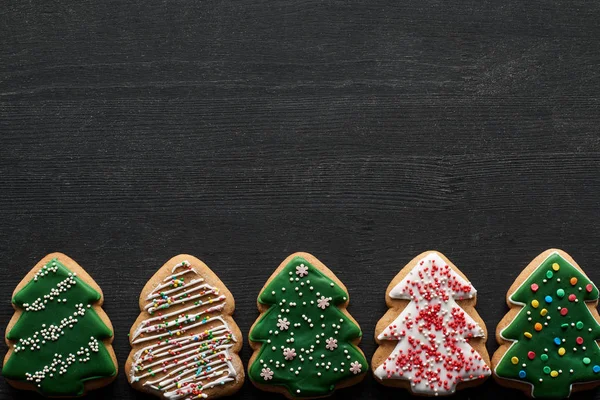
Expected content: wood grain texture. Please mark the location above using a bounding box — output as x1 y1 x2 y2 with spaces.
1 0 600 399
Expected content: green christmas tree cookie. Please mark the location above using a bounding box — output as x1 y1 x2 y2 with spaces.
3 253 117 397
248 252 368 399
493 249 600 398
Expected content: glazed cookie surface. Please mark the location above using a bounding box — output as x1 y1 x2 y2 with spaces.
248 252 368 399
371 251 491 396
493 249 600 398
126 254 244 399
2 252 118 397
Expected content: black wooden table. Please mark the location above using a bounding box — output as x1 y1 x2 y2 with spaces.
2 1 600 399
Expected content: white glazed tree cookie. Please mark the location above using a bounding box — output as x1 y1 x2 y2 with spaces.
372 251 491 396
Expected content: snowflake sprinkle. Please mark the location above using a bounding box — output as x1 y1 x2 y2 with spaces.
350 361 362 374
283 347 297 360
277 318 290 331
317 296 331 309
296 264 309 277
326 337 338 351
261 367 274 381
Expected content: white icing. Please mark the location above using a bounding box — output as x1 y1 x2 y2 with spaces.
388 253 476 300
129 261 238 400
374 252 490 395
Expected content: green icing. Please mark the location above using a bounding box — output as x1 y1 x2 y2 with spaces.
496 253 600 398
3 258 116 396
248 256 367 398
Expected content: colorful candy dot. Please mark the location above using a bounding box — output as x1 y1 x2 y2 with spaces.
593 365 600 373
556 289 565 298
541 354 549 361
540 308 548 316
511 356 519 364
552 262 560 271
584 357 591 365
528 351 536 360
553 337 561 345
519 370 527 378
576 337 584 345
561 323 569 329
576 321 584 330
545 295 553 304
570 277 578 286
543 366 551 374
550 370 559 378
558 347 566 356
534 323 543 331
531 300 539 308
531 283 539 292
586 284 594 292
546 270 554 279
524 332 533 339
560 308 569 316
568 294 577 302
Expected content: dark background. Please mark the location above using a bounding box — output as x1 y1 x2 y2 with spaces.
2 1 600 399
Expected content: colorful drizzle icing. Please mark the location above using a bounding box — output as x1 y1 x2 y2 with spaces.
129 261 238 399
2 258 116 396
248 256 368 398
374 252 490 395
495 252 600 398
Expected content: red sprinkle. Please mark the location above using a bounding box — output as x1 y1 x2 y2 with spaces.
527 351 536 360
376 259 491 387
531 283 539 292
560 308 569 316
587 284 594 292
576 337 584 345
568 294 577 302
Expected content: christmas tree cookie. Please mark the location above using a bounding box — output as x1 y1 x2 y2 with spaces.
2 253 117 397
248 252 368 399
371 251 491 395
493 249 600 398
126 254 244 399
